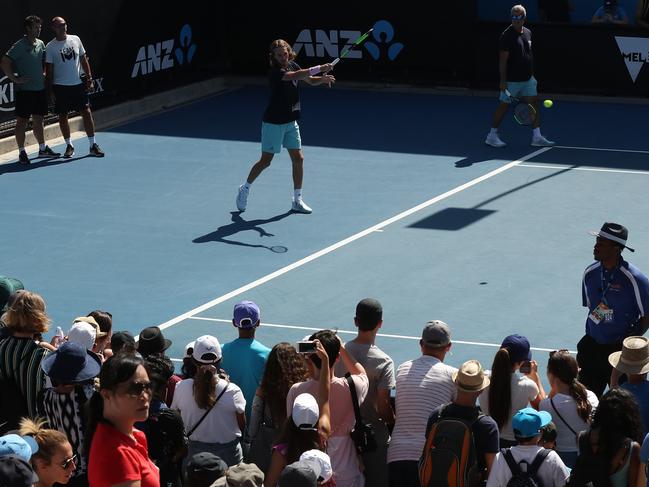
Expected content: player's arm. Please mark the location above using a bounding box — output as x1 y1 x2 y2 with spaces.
80 53 94 90
304 73 335 87
281 63 333 81
376 387 395 431
498 50 509 91
1 55 29 84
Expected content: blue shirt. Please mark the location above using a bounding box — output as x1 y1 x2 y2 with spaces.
582 259 649 344
221 337 270 420
621 381 649 437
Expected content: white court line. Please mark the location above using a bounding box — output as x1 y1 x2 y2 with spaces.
155 147 553 334
519 163 649 176
555 145 649 155
186 316 577 354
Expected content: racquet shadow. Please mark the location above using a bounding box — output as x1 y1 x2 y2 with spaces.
193 211 292 250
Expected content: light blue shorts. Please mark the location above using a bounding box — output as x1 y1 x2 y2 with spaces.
499 76 538 103
261 121 301 154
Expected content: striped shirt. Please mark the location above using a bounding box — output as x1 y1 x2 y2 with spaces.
387 355 457 463
0 335 48 418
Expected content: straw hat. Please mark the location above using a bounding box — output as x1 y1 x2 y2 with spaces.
452 360 490 392
608 336 649 375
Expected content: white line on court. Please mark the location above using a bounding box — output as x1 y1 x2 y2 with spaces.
555 145 649 155
518 163 649 176
155 147 552 335
186 316 577 354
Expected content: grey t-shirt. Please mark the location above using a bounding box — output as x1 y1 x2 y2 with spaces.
5 37 46 91
334 340 395 423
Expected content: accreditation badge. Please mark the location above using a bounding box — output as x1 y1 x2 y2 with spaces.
589 302 614 324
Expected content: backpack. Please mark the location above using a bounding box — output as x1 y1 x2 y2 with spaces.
418 404 483 487
145 407 188 487
502 448 550 487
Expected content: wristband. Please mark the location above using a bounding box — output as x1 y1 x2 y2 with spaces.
308 65 321 76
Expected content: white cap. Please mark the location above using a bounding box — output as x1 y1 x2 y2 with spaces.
67 321 96 351
292 393 319 430
192 335 222 363
185 341 195 358
299 449 333 482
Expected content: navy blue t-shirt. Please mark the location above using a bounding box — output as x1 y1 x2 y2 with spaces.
426 403 500 470
499 25 533 82
263 61 301 124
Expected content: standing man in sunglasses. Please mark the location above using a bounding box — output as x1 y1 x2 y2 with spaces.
45 16 104 158
485 4 555 148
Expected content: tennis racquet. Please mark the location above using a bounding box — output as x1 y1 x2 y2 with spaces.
504 89 537 126
331 29 374 66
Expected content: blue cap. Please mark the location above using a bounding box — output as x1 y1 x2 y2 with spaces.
512 408 552 438
0 434 39 462
501 334 532 363
233 301 260 328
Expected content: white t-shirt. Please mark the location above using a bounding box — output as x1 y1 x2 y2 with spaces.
387 355 457 463
171 378 245 444
539 391 599 452
479 373 539 441
45 35 85 85
486 445 570 487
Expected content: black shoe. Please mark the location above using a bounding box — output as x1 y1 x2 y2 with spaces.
89 143 105 157
64 144 75 158
18 151 30 164
38 146 61 157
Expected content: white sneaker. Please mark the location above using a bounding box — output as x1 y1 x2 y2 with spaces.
485 132 506 147
291 198 312 214
236 185 249 211
531 135 556 147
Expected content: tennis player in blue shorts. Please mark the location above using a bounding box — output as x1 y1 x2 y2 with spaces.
236 39 335 214
485 4 555 148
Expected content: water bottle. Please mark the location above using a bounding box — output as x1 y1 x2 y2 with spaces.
54 326 65 347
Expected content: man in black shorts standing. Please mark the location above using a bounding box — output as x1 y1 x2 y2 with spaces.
45 16 104 158
1 15 60 164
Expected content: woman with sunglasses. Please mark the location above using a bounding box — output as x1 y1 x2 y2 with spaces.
86 352 159 487
19 417 77 487
539 349 599 469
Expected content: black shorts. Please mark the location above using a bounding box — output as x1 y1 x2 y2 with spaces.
53 83 89 114
14 90 48 118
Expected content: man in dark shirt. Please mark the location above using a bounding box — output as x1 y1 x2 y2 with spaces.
485 5 555 149
425 360 500 483
236 39 335 215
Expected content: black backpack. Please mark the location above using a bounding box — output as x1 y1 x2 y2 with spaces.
502 448 550 487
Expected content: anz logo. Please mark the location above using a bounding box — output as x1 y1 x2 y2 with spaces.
293 20 403 63
131 24 197 78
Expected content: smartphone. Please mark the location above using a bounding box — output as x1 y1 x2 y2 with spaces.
519 360 532 374
297 341 317 354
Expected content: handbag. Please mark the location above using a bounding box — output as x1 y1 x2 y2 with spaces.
246 398 278 472
346 374 377 454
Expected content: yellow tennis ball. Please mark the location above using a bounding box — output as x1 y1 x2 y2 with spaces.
543 99 553 108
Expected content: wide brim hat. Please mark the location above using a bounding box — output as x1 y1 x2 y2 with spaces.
41 341 102 383
137 326 172 355
590 222 634 252
608 336 649 375
452 359 490 392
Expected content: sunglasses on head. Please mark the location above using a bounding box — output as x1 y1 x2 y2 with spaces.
61 454 77 470
123 380 152 397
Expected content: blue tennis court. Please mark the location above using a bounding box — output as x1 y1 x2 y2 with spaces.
2 84 648 375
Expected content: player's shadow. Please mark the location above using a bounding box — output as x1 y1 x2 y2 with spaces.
193 211 292 249
0 155 91 175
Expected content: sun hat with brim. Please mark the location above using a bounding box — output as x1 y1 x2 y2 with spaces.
590 222 635 252
452 360 490 392
137 326 172 356
41 342 101 384
608 336 649 375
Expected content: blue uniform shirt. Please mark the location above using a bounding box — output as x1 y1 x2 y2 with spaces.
582 258 649 344
221 337 271 420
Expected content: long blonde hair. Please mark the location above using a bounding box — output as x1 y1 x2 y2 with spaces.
268 39 296 67
1 290 50 333
19 417 69 465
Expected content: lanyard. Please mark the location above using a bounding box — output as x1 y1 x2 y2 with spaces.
600 264 619 306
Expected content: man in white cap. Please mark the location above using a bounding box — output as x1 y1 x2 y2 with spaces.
579 222 649 397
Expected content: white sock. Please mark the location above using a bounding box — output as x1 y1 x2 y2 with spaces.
64 138 72 146
294 189 302 200
39 143 46 151
490 127 498 136
243 182 251 190
88 136 95 146
19 147 25 153
532 127 541 138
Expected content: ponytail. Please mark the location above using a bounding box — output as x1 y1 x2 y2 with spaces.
488 348 513 430
192 359 221 409
569 378 592 423
19 417 68 465
548 350 591 422
84 390 105 459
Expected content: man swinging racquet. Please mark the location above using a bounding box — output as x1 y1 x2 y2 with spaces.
485 4 555 148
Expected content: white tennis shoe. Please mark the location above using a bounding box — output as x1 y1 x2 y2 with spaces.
531 135 555 147
291 198 312 214
485 132 507 148
236 185 249 211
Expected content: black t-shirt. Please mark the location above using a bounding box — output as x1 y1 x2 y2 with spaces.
426 403 500 470
263 61 301 124
499 25 533 82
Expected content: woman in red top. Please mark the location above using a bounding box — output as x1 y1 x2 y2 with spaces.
86 352 160 487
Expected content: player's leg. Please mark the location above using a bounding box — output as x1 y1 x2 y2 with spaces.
285 122 311 214
73 84 104 157
53 85 75 158
485 89 511 147
523 77 554 147
32 89 58 157
15 115 29 164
